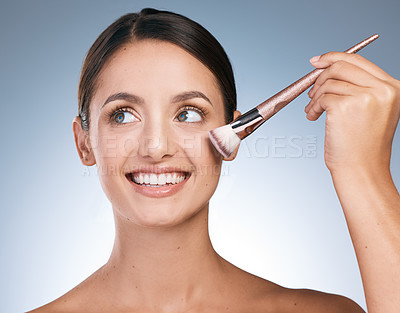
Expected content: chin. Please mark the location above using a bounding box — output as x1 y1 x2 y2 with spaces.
114 199 206 229
100 167 216 228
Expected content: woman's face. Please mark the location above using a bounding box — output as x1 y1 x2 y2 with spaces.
80 40 237 227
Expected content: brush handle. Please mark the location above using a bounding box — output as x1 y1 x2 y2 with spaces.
255 34 379 121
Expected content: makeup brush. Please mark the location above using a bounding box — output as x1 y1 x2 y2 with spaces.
209 34 380 158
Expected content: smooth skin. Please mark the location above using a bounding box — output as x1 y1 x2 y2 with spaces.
306 52 400 313
27 41 399 313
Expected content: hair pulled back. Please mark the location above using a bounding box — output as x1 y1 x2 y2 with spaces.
78 8 237 131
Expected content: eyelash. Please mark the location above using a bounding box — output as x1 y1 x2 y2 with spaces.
106 104 209 125
175 105 208 123
106 105 137 126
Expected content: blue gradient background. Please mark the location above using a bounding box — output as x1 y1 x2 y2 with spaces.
1 0 399 311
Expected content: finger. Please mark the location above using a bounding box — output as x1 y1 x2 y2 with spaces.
306 79 355 113
306 94 346 121
312 79 359 100
310 52 392 82
309 61 377 98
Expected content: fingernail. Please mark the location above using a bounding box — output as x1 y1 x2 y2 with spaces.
310 55 321 64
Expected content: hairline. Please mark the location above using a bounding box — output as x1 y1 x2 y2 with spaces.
85 38 227 133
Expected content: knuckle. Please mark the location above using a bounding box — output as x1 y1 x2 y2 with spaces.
324 79 338 89
318 94 327 102
318 52 328 62
347 53 362 63
329 61 347 74
318 79 330 90
379 83 396 103
312 81 321 91
317 94 329 107
309 106 319 114
312 85 323 98
360 92 374 107
336 98 352 113
321 51 337 60
313 79 324 93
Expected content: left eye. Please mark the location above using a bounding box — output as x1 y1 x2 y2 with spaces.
113 111 138 124
176 109 202 122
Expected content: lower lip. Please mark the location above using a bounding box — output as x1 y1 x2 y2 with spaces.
126 174 190 198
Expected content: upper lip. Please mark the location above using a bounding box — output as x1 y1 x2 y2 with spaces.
125 166 194 175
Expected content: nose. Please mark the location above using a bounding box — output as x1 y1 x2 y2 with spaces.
138 116 178 162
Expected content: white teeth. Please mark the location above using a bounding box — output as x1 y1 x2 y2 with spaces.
158 174 166 185
149 173 157 185
132 172 187 186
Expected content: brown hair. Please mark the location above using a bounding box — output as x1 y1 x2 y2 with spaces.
78 8 237 131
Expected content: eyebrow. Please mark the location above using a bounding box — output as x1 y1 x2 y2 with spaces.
101 90 212 110
171 91 213 106
101 92 145 110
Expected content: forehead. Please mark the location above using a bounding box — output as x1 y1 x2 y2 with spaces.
92 39 224 108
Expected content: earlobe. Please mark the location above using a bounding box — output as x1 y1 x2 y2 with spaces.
223 110 241 162
72 116 96 166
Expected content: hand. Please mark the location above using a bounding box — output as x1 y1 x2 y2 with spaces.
305 52 400 175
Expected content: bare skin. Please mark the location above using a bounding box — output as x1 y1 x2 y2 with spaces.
27 41 399 313
27 207 363 313
306 53 400 312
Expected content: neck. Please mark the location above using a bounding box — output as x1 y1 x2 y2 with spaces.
101 203 225 309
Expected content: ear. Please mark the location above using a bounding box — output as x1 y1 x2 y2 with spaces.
223 110 241 161
72 116 96 166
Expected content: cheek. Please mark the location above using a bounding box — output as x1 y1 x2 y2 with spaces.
94 128 139 160
175 127 221 159
93 131 136 208
182 130 223 186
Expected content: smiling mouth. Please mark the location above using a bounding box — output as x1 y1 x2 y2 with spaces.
126 172 190 187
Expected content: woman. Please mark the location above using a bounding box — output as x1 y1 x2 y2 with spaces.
29 8 400 313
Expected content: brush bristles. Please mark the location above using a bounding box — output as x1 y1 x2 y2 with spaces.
208 124 241 158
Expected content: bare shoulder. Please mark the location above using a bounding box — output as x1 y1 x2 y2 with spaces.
268 286 366 313
25 297 72 313
25 268 105 313
218 258 365 312
25 303 64 313
25 287 84 313
222 262 364 313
